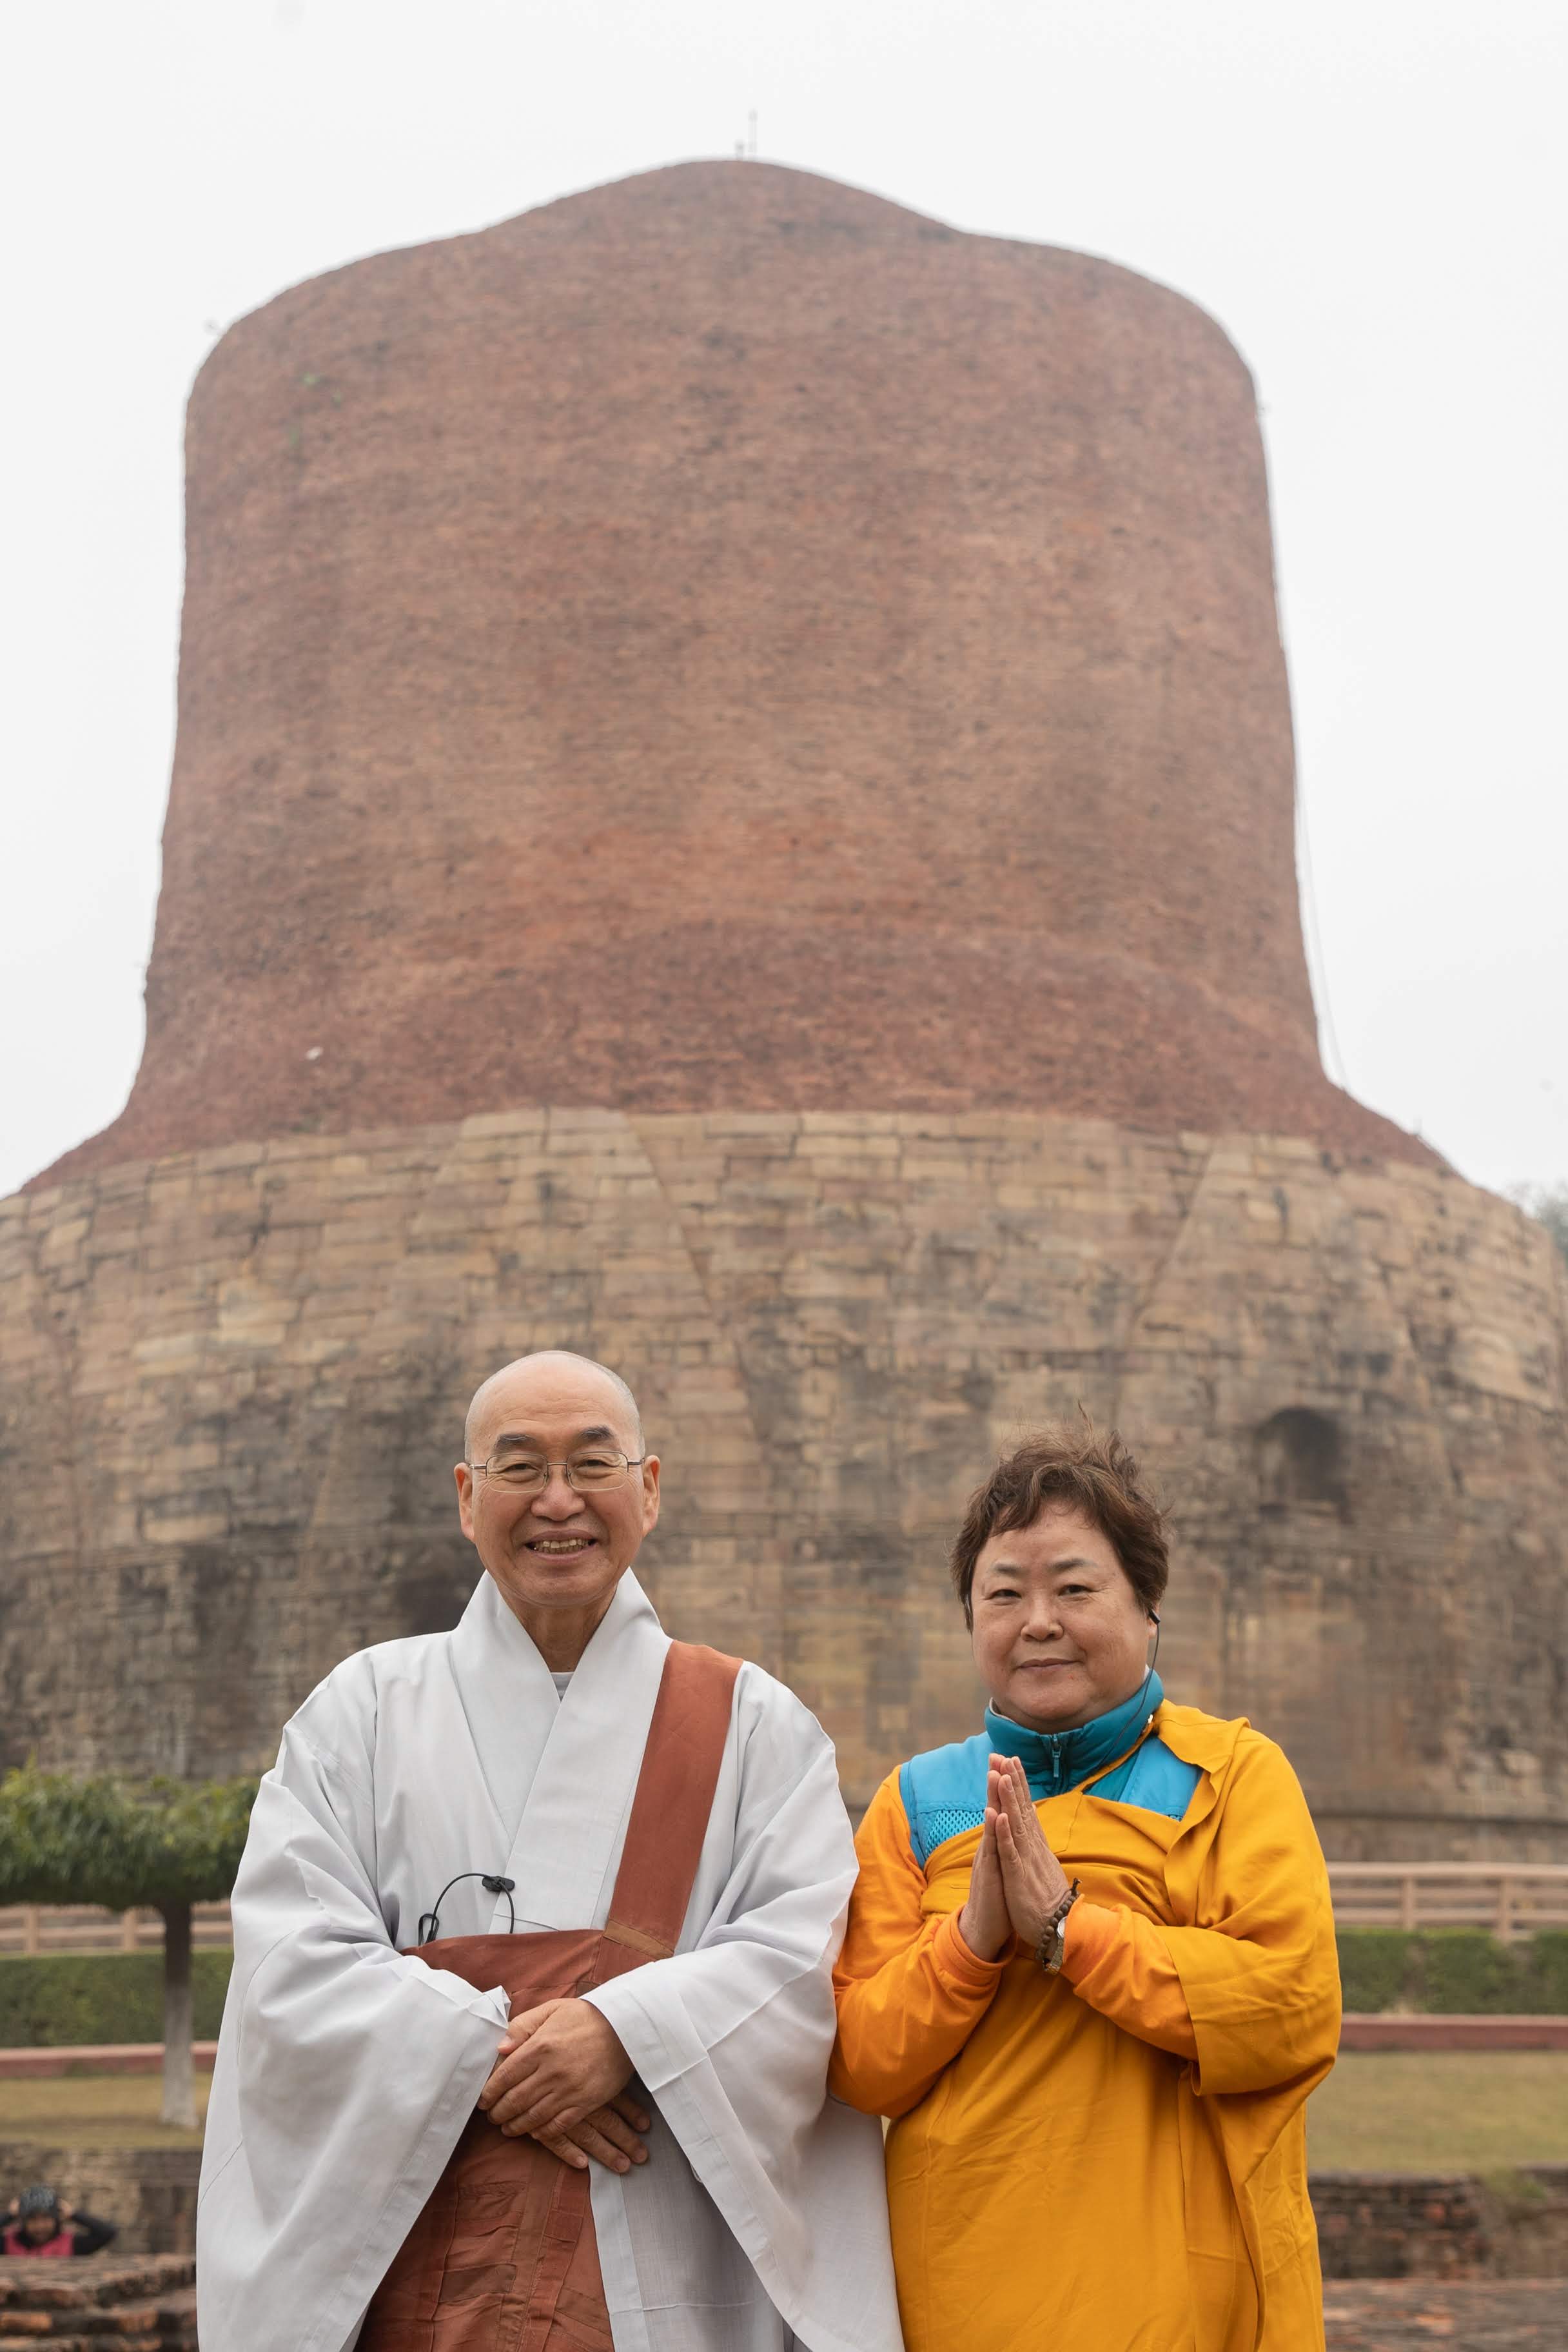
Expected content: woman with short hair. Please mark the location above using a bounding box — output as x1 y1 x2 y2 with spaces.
831 1427 1340 2352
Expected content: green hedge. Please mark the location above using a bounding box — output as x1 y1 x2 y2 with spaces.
1337 1928 1415 2014
0 1952 233 2048
1337 1929 1568 2014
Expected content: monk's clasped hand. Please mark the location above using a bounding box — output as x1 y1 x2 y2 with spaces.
529 2091 652 2176
478 1995 636 2143
990 1754 1072 1947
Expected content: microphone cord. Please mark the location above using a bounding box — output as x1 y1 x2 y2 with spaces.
1133 1614 1162 1720
418 1871 517 1943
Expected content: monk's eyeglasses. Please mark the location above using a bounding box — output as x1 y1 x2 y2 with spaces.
467 1448 649 1494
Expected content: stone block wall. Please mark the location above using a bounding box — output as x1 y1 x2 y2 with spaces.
2 1108 1563 1847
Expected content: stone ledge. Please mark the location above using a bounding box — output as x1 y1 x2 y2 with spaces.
0 2049 219 2082
1340 2016 1568 2052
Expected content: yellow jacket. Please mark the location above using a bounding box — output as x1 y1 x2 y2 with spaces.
831 1705 1340 2352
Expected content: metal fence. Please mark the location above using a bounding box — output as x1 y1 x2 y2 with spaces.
3 1868 1567 1957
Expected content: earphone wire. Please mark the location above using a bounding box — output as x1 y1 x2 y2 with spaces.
1134 1611 1162 1721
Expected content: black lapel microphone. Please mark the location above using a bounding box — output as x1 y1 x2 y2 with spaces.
417 1872 517 1943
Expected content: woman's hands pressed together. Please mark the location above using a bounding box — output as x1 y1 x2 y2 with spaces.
956 1754 1072 1959
992 1753 1072 1946
956 1791 1011 1961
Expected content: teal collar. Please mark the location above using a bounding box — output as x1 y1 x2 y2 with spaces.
984 1671 1163 1800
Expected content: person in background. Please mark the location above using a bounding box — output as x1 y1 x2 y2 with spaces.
3 2185 118 2257
831 1424 1341 2352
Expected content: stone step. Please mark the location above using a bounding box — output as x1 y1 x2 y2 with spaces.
0 2277 193 2352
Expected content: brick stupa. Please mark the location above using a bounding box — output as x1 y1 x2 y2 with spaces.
4 165 1565 1851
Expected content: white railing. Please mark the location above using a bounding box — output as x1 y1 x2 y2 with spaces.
0 1902 234 1957
1326 1863 1568 1941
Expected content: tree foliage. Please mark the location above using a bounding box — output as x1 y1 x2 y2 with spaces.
0 1765 255 1914
1510 1182 1568 1271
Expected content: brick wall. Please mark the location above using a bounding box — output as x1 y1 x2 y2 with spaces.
1313 2166 1568 2280
1312 2173 1493 2279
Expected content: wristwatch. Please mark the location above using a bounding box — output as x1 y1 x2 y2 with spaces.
1035 1879 1081 1975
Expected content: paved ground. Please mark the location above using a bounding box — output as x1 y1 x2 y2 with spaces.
1324 2280 1568 2346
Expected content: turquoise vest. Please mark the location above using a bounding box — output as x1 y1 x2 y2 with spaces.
899 1671 1202 1868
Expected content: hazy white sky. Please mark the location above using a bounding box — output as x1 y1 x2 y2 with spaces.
3 0 1563 1200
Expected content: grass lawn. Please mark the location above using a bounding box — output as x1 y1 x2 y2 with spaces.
0 2073 208 2150
1308 2053 1568 2173
3 2054 1566 2173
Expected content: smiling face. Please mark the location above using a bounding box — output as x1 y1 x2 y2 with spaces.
969 1502 1154 1732
455 1353 660 1654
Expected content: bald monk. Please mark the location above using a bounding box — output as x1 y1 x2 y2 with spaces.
198 1352 901 2352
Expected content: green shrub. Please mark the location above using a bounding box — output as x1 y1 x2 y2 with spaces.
0 1951 232 2048
1415 1930 1534 2015
1334 1929 1568 2014
1527 1932 1568 2014
1335 1928 1415 2014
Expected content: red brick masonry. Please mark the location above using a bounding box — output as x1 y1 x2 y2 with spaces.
1324 2278 1568 2348
1311 2174 1492 2279
0 2047 218 2080
1338 2017 1568 2052
0 2253 195 2349
38 162 1426 1188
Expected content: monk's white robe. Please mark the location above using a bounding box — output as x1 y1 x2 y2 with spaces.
197 1571 901 2352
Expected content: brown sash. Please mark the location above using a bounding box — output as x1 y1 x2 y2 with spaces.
359 1641 741 2352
